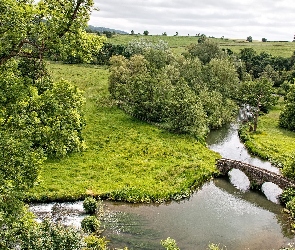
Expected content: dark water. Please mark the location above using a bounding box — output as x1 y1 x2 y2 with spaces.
30 120 295 249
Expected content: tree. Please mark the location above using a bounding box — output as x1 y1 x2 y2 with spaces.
238 77 277 131
0 0 94 247
246 36 253 42
186 40 224 64
131 30 135 35
0 0 96 66
162 32 167 36
262 38 267 42
198 34 207 44
109 41 239 139
279 85 295 131
143 30 149 36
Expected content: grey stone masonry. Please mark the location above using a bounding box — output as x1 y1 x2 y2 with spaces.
217 158 295 190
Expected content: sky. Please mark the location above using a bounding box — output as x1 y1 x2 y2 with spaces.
89 0 295 41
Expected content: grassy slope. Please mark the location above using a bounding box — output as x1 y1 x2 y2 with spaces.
109 34 295 57
240 104 295 169
27 63 220 202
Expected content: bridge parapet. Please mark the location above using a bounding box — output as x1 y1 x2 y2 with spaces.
217 158 295 190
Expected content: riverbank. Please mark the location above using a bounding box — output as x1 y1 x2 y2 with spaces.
239 104 295 178
26 63 220 203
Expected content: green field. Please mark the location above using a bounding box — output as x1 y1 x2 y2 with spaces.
26 63 220 202
108 34 295 57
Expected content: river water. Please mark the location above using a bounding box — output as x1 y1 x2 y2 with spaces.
30 119 295 249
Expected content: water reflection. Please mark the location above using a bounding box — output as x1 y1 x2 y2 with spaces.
101 180 295 250
29 115 295 249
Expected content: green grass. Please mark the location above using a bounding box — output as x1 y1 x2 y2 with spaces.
108 34 295 57
26 62 220 203
239 104 295 169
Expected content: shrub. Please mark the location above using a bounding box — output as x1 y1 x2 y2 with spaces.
161 237 180 250
279 85 295 131
83 235 108 250
19 219 83 250
81 216 100 233
286 197 295 218
280 188 295 204
83 197 98 214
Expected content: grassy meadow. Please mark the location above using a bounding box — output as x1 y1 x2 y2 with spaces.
109 34 295 57
26 62 220 202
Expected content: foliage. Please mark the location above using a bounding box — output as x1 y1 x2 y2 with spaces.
18 219 84 250
0 61 86 159
238 77 278 131
109 41 239 139
48 31 106 64
83 235 108 250
186 40 225 64
239 48 293 85
246 36 253 42
143 30 149 36
0 0 92 245
280 188 295 204
83 197 98 214
283 159 295 180
81 216 101 233
0 202 36 249
279 85 295 131
0 0 96 65
286 198 295 218
161 237 180 250
94 43 127 65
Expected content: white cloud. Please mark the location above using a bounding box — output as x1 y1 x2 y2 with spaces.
90 0 295 41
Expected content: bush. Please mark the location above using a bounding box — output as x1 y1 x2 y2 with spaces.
81 216 100 233
279 85 295 131
280 188 295 204
83 197 98 214
19 219 83 250
83 235 108 250
161 237 180 250
286 197 295 218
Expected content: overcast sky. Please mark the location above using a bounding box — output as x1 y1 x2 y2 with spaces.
89 0 295 41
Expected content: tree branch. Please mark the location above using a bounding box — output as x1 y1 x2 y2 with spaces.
57 0 84 38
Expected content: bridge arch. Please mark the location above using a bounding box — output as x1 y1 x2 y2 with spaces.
216 158 295 190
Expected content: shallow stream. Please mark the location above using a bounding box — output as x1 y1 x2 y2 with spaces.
30 119 295 249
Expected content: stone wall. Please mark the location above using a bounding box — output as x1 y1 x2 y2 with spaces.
217 158 295 190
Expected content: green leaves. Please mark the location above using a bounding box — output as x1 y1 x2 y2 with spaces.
109 43 239 139
0 0 97 65
279 85 295 131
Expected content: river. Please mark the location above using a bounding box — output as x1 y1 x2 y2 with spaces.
30 119 295 249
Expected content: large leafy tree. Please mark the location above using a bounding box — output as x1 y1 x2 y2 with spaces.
109 39 239 139
238 77 278 131
0 0 97 247
0 0 96 65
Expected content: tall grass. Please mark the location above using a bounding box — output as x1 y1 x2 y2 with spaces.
26 62 220 203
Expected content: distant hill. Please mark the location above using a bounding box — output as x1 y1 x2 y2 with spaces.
87 25 128 35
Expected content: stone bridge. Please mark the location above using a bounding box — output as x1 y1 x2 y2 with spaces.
216 158 295 190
